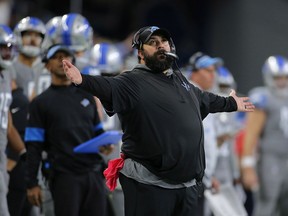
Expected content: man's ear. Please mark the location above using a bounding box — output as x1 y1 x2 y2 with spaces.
138 50 144 61
45 62 51 72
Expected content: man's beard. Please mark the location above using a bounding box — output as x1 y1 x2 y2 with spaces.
144 50 173 73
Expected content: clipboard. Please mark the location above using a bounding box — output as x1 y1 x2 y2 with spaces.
74 130 122 153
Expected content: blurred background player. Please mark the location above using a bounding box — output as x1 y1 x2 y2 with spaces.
187 51 222 216
33 16 63 97
241 55 288 216
0 23 26 216
213 66 245 201
82 42 124 76
82 41 125 216
213 65 242 187
42 16 63 51
13 16 46 100
35 13 94 97
3 23 32 216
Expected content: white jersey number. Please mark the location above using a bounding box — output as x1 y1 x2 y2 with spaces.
0 92 12 129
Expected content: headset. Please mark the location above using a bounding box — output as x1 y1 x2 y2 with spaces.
132 26 150 49
132 26 176 54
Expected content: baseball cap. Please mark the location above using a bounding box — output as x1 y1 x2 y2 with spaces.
42 44 74 63
132 26 171 49
189 52 223 70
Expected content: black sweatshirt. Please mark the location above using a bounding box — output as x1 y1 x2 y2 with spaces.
25 85 104 188
78 65 238 183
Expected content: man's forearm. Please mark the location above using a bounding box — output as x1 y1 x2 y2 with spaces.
26 142 43 188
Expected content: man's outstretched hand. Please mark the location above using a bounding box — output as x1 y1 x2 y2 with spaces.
62 59 82 85
229 89 255 112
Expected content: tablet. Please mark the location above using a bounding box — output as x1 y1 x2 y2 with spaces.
74 130 122 153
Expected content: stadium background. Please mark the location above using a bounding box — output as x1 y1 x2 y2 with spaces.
3 0 288 94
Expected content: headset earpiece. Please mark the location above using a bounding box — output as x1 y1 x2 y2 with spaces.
169 38 176 54
132 27 147 49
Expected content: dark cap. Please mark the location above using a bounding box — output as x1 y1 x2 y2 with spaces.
132 26 171 49
42 44 74 63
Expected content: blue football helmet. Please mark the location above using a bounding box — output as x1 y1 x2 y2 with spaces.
89 42 123 74
60 13 93 52
42 16 63 50
0 24 16 68
14 16 46 57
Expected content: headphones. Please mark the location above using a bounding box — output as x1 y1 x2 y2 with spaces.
189 52 205 71
132 26 176 54
132 26 149 50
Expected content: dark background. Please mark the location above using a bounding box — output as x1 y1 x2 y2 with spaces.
9 0 288 94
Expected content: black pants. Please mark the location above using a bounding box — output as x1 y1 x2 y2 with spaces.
7 189 32 216
50 171 107 216
119 174 200 216
7 160 32 216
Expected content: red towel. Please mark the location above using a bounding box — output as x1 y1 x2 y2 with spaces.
103 153 125 191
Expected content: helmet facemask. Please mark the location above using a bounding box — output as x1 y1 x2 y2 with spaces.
14 17 46 57
0 25 16 69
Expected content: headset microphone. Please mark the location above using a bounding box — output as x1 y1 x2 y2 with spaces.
165 52 179 60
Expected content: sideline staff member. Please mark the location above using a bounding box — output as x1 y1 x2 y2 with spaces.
63 26 254 216
25 44 112 216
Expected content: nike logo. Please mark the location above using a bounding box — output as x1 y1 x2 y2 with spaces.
11 107 20 114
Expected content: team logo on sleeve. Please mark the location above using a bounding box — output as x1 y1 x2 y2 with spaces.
80 98 90 107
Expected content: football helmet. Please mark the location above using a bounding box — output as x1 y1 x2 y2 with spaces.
0 24 16 68
60 13 93 52
262 55 288 97
14 16 46 57
89 42 123 75
42 16 63 50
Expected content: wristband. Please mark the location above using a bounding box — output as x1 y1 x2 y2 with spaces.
241 156 256 168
